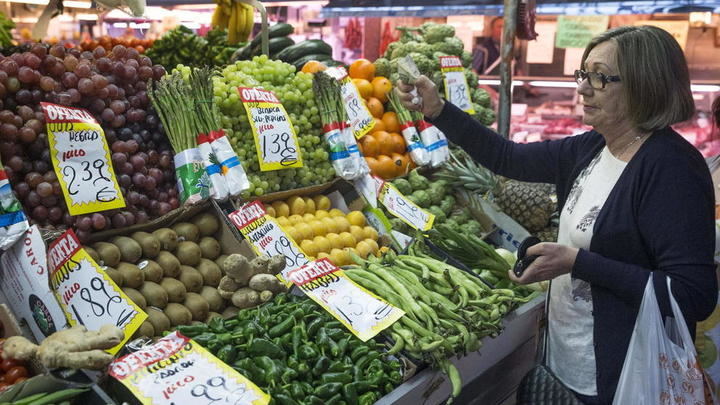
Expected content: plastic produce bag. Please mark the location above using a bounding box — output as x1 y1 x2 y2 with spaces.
341 121 370 178
613 278 713 405
174 148 209 205
322 122 356 180
0 160 28 250
197 134 229 201
417 120 449 167
207 129 250 196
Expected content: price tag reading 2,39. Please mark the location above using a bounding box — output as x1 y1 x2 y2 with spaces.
325 67 376 139
228 201 309 284
287 258 404 341
41 102 126 216
379 181 435 231
439 56 474 114
109 332 269 405
238 87 303 171
48 229 146 354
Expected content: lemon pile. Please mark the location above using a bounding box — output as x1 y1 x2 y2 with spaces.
266 195 380 266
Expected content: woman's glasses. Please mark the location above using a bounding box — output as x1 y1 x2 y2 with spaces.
574 69 621 89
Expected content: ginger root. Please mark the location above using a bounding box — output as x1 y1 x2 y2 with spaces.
3 325 124 370
222 254 252 285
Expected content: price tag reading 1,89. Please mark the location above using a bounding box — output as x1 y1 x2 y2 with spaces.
287 258 404 341
228 201 309 284
238 87 303 171
41 103 126 216
380 182 435 231
439 56 475 114
48 229 146 354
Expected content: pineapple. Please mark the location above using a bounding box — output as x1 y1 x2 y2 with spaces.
536 225 559 243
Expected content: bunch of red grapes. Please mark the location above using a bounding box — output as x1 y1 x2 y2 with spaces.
0 43 179 241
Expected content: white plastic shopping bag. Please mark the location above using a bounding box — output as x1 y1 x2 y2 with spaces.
613 277 711 405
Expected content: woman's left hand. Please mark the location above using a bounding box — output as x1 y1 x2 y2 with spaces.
508 243 580 284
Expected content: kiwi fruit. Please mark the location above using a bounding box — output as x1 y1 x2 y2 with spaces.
153 228 179 251
222 306 239 319
183 292 210 322
198 237 221 260
92 242 121 267
164 303 192 326
137 260 163 283
193 213 220 237
176 241 202 266
103 266 123 287
200 286 224 312
122 287 146 309
117 262 144 288
139 281 169 309
131 232 161 258
146 307 171 334
215 254 229 270
206 312 223 323
178 266 203 293
132 320 155 338
172 222 200 243
156 251 180 278
160 277 187 303
197 259 222 287
111 236 143 263
85 246 100 263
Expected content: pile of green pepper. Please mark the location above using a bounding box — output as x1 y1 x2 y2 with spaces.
176 293 403 405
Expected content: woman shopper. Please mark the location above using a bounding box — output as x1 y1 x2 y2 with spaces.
397 25 718 404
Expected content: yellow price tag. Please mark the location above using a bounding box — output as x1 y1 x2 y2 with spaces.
379 182 435 231
325 67 376 139
440 56 475 114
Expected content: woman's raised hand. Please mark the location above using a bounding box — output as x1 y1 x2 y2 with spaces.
395 76 445 119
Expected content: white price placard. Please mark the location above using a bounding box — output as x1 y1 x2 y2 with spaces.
238 87 303 171
41 102 126 216
440 56 474 114
380 182 435 231
325 67 376 139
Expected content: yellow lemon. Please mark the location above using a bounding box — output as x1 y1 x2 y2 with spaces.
276 216 291 227
265 205 277 217
355 240 373 258
344 247 360 263
330 248 350 266
287 196 306 216
326 233 344 250
313 195 332 211
303 213 316 222
271 201 290 218
322 217 339 234
334 217 351 233
317 252 331 261
338 232 357 248
304 197 316 214
314 210 330 220
300 240 319 257
295 223 314 241
364 238 380 255
313 236 332 253
349 225 365 242
362 226 379 241
309 220 328 237
329 208 345 218
289 214 305 225
346 211 366 227
285 226 302 243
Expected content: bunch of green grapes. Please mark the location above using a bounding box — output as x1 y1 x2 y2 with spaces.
214 55 335 197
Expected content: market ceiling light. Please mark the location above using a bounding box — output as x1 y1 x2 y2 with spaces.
690 84 720 92
528 81 578 88
689 11 712 25
0 0 91 7
478 79 525 86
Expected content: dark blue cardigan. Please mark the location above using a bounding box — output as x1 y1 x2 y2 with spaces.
430 102 718 404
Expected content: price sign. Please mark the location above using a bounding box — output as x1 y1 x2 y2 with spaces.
228 201 309 284
379 182 435 231
439 57 474 114
287 258 404 341
109 332 269 405
48 229 146 354
326 67 376 139
238 87 303 171
41 103 126 216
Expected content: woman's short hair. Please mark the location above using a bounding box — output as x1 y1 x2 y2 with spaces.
581 25 695 132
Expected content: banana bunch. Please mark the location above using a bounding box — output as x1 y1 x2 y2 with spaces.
212 0 254 44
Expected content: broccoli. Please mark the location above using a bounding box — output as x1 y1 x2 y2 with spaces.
409 190 431 208
422 24 456 44
461 220 484 235
391 42 419 60
473 88 491 108
461 50 473 68
392 178 413 195
428 206 447 223
374 58 391 78
433 37 465 57
439 194 456 213
408 169 430 191
389 218 410 234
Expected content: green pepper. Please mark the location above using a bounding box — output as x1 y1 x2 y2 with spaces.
326 393 343 405
307 318 323 337
312 356 331 376
288 384 304 400
176 324 209 337
325 321 342 329
355 355 371 372
274 394 298 405
358 392 378 405
208 316 225 333
192 332 215 346
327 337 340 358
280 333 293 350
297 362 310 376
281 368 297 384
291 325 304 358
315 383 343 399
217 344 237 364
207 339 222 353
299 381 313 395
328 362 351 373
300 301 316 313
287 356 300 370
326 328 345 340
343 383 359 405
249 338 285 359
367 370 385 387
388 370 402 384
224 318 240 329
291 307 305 320
217 332 233 344
353 365 364 382
234 358 263 381
298 344 318 360
306 395 324 405
268 315 295 338
348 381 371 394
350 346 370 362
254 356 278 387
384 382 395 393
321 372 352 384
317 328 330 347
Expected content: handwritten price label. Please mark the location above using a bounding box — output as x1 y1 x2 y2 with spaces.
238 87 303 171
228 201 309 284
287 258 404 341
325 67 376 139
440 56 474 114
48 229 146 354
109 332 269 405
41 103 126 216
380 182 435 231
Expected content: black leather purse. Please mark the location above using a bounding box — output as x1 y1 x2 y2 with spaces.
515 237 582 405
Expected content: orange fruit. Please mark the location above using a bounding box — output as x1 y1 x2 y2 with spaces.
391 153 411 177
371 76 392 103
352 79 373 99
366 97 384 119
301 60 327 74
382 112 401 133
375 155 397 179
389 133 406 154
372 131 393 156
365 156 379 175
349 59 375 81
369 118 386 134
359 134 380 157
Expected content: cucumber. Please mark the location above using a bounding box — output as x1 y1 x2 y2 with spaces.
276 39 333 63
251 36 295 57
250 23 294 48
291 53 334 70
232 43 253 61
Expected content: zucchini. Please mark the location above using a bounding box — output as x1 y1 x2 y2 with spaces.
291 53 334 70
252 36 295 57
276 39 333 63
232 43 253 61
250 23 294 47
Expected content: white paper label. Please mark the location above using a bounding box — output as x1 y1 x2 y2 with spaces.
326 67 375 139
380 183 435 231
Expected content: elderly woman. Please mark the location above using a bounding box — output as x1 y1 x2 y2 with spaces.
397 26 717 404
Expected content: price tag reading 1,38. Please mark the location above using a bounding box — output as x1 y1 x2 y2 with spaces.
238 87 303 171
287 259 404 341
109 332 269 405
439 56 475 114
41 102 126 216
48 229 146 354
326 67 376 139
228 201 309 284
379 182 435 231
